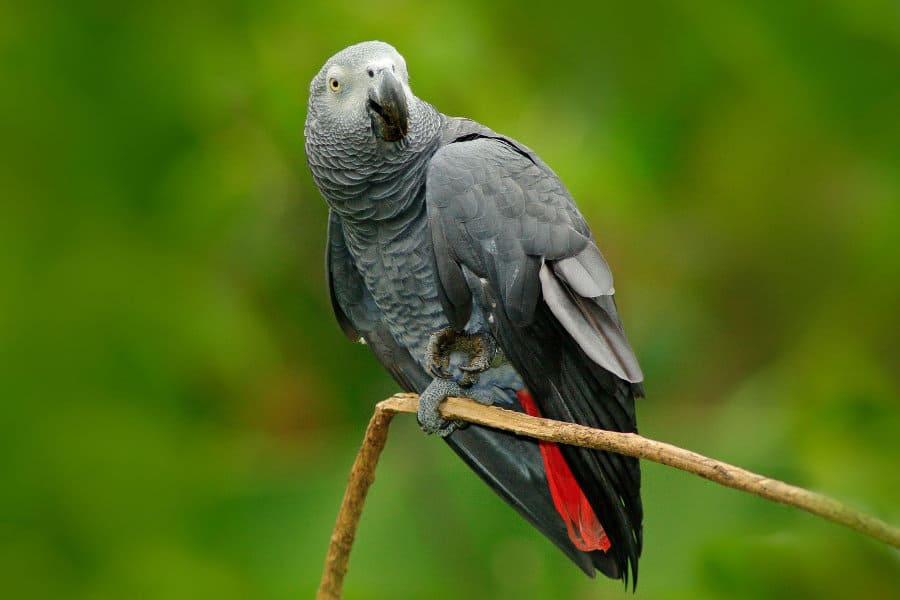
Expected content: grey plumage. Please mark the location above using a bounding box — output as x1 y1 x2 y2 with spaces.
305 41 645 585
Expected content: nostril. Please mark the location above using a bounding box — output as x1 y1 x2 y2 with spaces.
367 68 375 78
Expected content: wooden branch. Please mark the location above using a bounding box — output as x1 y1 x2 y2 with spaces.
382 394 900 547
318 393 900 598
316 404 397 600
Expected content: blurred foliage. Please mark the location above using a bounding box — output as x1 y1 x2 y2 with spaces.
2 0 899 598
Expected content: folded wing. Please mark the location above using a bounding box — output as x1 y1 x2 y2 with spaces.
426 135 644 583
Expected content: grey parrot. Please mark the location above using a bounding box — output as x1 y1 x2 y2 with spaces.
305 41 645 585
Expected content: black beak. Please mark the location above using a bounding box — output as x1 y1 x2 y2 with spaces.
367 70 409 142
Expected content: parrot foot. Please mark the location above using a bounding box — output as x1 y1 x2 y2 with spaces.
426 327 498 386
417 379 494 437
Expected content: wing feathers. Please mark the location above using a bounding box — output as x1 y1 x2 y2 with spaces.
540 262 643 383
554 244 614 297
431 216 473 330
326 210 363 341
426 131 643 582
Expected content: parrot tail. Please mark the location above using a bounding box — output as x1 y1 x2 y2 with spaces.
516 389 611 553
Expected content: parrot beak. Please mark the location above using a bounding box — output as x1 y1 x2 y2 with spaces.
367 70 409 142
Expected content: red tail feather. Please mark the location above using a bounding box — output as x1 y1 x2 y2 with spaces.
517 390 611 553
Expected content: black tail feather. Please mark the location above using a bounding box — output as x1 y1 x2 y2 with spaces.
489 300 644 586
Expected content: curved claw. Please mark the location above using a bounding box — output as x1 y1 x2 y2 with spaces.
426 327 457 381
458 333 496 386
427 362 452 380
426 328 498 387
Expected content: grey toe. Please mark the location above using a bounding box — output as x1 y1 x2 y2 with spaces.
417 379 465 436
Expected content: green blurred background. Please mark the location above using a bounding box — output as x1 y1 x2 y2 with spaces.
2 0 899 598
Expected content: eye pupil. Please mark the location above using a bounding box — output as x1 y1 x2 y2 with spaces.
329 78 340 91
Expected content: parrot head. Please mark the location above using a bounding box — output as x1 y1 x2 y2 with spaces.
306 41 411 145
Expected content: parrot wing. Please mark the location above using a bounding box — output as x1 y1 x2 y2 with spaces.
426 134 644 583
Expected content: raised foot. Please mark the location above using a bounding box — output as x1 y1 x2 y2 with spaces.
426 327 498 387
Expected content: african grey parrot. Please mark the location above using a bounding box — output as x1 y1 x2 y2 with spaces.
305 41 645 585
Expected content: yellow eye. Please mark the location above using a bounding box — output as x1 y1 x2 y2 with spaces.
328 78 341 92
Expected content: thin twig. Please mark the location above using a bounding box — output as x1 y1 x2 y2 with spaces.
316 404 396 600
318 393 900 598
